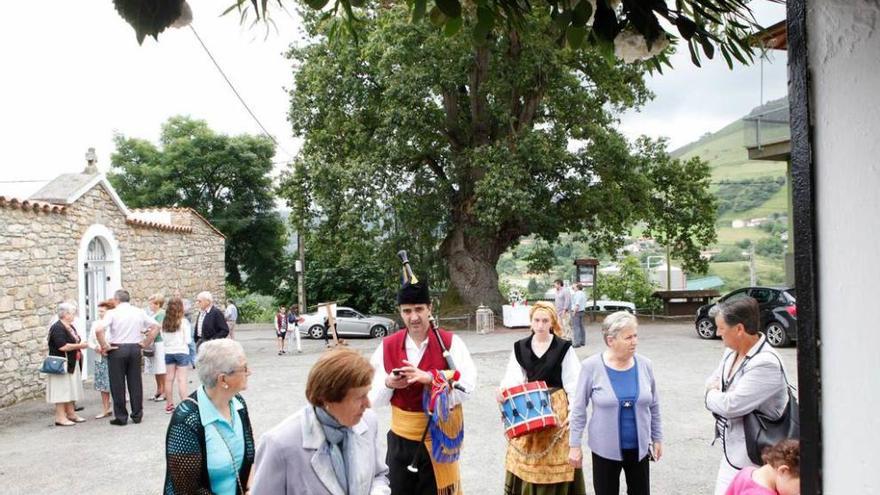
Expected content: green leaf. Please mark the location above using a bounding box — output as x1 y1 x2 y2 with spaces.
571 0 593 27
429 5 447 26
435 0 462 19
566 26 587 48
675 16 697 40
699 37 715 59
444 16 462 36
350 0 365 7
304 0 330 10
412 0 427 22
552 10 573 32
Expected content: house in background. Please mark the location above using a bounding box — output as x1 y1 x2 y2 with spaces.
0 150 225 408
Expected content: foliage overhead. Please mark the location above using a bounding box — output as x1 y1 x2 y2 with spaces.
277 6 717 309
113 0 778 70
109 116 287 294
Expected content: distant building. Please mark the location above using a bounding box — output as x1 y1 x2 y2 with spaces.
731 219 746 228
0 151 225 407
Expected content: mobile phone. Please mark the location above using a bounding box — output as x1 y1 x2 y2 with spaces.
392 369 403 376
648 443 656 462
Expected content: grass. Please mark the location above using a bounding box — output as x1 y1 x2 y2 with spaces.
715 226 771 244
708 257 786 292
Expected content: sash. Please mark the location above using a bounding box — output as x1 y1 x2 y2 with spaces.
392 405 464 495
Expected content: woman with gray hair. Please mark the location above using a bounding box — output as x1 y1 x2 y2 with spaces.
46 302 90 426
164 339 255 495
568 311 662 495
704 297 789 495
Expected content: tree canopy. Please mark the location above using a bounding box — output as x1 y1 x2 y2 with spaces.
109 116 287 294
278 6 716 310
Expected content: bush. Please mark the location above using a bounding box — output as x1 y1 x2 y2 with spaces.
226 284 275 323
594 256 661 312
712 246 747 262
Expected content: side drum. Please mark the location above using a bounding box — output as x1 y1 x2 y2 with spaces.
499 380 558 439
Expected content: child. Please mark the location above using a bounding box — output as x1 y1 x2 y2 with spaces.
274 306 288 355
725 439 800 495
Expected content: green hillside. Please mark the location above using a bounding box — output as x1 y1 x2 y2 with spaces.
670 98 790 290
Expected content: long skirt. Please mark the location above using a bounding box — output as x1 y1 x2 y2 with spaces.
93 357 110 392
504 389 586 495
46 366 83 404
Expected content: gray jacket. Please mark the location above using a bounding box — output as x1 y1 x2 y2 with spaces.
569 353 662 461
250 407 390 495
704 334 789 469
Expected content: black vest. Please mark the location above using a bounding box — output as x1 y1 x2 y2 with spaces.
513 335 571 388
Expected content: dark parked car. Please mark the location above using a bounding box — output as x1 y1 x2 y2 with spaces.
694 287 797 347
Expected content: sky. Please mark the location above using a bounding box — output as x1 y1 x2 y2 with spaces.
0 1 787 197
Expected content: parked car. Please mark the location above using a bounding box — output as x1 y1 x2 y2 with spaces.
694 287 797 347
299 306 399 339
583 300 637 314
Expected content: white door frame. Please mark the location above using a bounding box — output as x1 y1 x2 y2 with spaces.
77 224 122 379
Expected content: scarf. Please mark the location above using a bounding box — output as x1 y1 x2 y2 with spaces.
315 406 353 494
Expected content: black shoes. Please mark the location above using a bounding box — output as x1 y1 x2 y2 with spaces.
132 417 142 424
109 418 127 426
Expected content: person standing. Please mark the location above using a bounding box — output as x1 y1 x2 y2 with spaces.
499 301 585 494
553 279 572 340
287 304 304 354
368 269 476 495
225 299 239 340
94 289 160 426
570 283 588 348
162 297 193 414
194 291 229 347
274 305 289 355
146 293 168 402
87 299 117 419
704 298 788 495
568 311 663 495
46 302 89 426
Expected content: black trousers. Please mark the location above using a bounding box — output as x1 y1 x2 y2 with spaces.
107 344 143 423
592 449 650 495
387 430 437 495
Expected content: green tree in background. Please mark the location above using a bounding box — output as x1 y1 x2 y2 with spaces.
109 116 287 294
280 7 713 310
594 256 659 311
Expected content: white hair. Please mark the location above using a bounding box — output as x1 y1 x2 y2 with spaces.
601 311 638 344
56 302 78 319
196 339 245 388
196 291 214 303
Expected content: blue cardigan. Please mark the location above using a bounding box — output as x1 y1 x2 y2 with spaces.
568 353 663 461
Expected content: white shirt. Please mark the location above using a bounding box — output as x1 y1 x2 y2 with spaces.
195 310 207 338
162 319 193 355
499 340 581 412
99 302 159 344
369 331 477 409
570 290 588 312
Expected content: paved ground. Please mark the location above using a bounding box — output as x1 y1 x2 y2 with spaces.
0 320 797 494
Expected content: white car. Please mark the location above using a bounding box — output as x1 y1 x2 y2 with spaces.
583 300 637 314
298 306 399 339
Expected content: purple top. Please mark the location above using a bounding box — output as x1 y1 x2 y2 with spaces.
569 353 662 461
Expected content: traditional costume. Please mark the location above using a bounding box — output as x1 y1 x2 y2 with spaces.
369 265 476 495
499 302 586 495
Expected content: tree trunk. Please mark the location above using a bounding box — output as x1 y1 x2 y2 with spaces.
441 225 507 312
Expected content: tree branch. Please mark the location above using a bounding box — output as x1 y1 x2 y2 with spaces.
469 44 491 147
441 87 464 152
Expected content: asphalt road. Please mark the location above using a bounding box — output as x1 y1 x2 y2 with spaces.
0 320 797 494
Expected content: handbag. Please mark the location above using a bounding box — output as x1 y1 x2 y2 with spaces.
40 354 68 374
742 350 800 465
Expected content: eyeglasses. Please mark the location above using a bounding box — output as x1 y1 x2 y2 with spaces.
226 365 250 375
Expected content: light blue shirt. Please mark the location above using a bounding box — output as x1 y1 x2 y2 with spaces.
570 290 588 312
198 386 245 495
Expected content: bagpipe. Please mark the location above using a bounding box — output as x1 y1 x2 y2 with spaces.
397 250 468 472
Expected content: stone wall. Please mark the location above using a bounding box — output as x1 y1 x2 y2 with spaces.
0 183 225 408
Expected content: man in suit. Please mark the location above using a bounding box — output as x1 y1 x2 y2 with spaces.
194 291 229 346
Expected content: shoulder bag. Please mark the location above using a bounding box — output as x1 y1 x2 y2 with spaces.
40 353 68 374
742 347 800 465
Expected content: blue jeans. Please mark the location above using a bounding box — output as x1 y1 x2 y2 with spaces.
572 311 585 347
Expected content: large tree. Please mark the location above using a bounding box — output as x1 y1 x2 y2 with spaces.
109 116 287 294
279 7 715 309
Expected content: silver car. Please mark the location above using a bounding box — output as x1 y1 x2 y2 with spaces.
299 306 399 339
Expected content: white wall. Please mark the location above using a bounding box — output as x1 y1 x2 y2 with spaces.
808 1 880 491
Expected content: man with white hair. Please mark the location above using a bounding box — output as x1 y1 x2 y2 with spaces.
193 291 229 346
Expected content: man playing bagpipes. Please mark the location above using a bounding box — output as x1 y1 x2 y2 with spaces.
368 252 477 495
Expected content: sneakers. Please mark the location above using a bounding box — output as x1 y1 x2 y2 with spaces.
150 394 165 402
165 403 175 414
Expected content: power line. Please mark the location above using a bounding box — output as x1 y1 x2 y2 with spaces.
0 179 52 184
188 24 294 159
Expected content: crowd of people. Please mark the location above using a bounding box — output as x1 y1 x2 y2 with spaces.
42 275 799 494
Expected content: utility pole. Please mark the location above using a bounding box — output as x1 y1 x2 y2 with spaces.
749 243 757 286
665 244 672 291
297 231 306 311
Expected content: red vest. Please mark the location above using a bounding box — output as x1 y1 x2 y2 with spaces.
383 328 454 412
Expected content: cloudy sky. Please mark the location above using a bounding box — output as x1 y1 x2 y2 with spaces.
0 1 786 196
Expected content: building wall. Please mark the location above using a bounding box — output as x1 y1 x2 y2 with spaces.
807 1 880 491
0 183 224 408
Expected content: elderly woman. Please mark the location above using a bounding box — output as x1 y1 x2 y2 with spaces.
568 311 662 495
87 299 117 419
499 301 585 494
705 297 789 495
164 339 255 495
46 302 90 426
251 348 390 495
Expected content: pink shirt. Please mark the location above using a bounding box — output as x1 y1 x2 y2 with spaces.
725 467 776 495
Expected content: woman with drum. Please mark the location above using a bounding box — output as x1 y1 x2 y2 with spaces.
568 311 662 495
498 301 585 495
